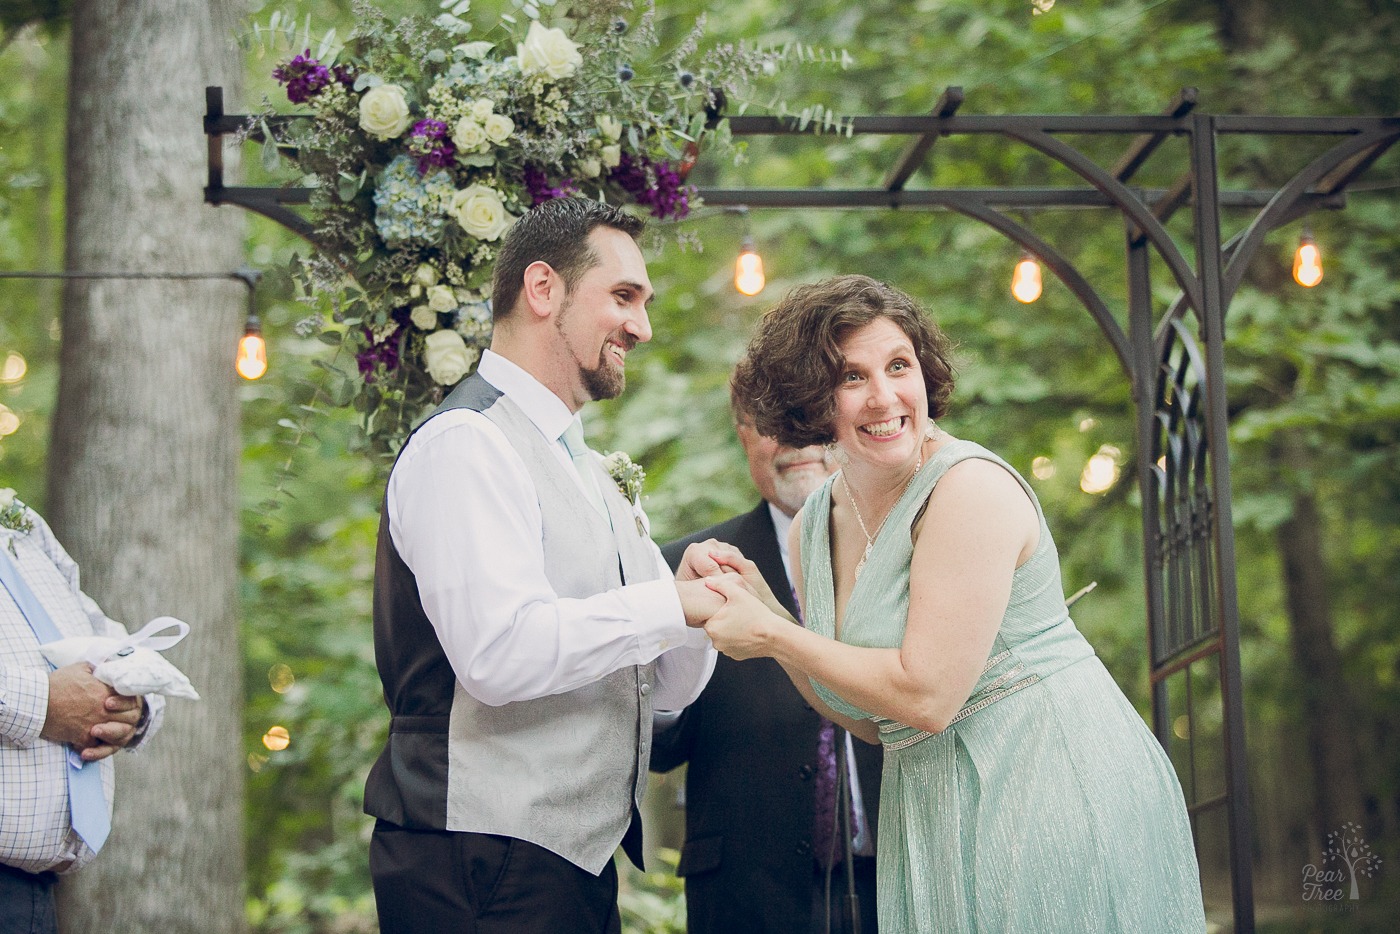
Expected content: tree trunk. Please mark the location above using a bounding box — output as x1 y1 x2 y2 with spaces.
1273 433 1365 861
48 2 246 931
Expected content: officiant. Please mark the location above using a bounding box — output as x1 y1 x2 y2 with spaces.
366 196 722 934
0 490 165 934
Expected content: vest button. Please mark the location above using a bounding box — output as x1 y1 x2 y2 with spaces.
639 683 651 696
795 839 812 856
798 764 814 780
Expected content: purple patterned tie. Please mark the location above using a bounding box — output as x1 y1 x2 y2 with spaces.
793 585 843 869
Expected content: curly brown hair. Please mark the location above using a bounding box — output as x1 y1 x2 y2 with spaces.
732 275 956 447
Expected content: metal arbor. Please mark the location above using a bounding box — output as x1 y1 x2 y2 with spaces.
203 85 1400 932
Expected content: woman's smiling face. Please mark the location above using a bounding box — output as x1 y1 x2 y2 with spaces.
831 315 929 471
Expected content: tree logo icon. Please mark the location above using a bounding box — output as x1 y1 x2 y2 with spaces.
1303 821 1383 903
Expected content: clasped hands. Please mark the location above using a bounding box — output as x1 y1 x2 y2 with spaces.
40 662 145 762
674 540 789 661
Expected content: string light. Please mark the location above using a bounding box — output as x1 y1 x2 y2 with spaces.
1011 252 1042 303
734 235 765 296
1293 230 1323 287
236 313 268 380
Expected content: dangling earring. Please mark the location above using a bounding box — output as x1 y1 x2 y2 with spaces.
925 420 944 442
824 441 849 466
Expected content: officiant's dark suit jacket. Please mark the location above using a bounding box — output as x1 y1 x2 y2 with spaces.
653 501 882 934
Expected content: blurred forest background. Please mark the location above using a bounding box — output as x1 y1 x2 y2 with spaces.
0 0 1396 931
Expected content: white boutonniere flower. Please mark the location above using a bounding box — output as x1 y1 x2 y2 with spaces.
0 489 34 556
602 451 645 505
602 452 648 536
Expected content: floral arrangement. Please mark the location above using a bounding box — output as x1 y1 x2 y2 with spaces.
260 0 789 454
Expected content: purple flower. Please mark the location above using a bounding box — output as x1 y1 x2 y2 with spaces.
356 325 402 380
523 165 578 205
332 64 356 88
608 152 693 220
406 119 456 174
273 50 334 105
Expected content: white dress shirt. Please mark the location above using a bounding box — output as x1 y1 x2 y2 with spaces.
386 350 714 711
0 504 166 874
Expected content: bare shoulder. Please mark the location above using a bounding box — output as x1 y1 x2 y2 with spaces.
923 455 1038 538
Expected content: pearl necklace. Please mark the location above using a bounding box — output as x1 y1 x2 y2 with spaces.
839 448 924 580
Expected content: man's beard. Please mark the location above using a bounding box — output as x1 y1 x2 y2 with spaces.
581 351 625 401
557 294 630 401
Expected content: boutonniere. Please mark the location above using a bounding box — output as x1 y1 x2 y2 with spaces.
602 451 646 506
0 489 34 556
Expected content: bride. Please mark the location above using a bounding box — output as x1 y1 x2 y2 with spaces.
692 275 1206 932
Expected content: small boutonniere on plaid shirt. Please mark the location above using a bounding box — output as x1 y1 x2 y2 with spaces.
0 488 34 556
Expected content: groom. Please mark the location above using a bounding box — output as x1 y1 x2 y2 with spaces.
365 196 720 934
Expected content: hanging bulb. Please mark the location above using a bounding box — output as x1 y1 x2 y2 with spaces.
1011 253 1042 303
236 315 268 380
735 236 765 296
1293 232 1323 288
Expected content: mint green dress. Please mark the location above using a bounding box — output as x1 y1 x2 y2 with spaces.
802 440 1206 932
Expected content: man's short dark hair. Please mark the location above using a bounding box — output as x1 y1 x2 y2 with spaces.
490 197 645 322
732 275 956 447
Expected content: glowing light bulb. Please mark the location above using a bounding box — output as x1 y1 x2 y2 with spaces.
236 329 267 381
1293 234 1323 287
1011 255 1042 303
262 725 290 751
735 239 765 296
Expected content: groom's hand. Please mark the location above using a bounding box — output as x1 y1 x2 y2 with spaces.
676 573 742 627
675 539 733 581
677 540 791 622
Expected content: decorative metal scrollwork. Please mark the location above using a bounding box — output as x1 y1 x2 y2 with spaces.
1151 318 1217 665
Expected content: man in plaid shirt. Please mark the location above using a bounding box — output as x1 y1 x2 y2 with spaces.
0 492 165 933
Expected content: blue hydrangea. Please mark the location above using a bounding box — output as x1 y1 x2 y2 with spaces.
372 155 455 245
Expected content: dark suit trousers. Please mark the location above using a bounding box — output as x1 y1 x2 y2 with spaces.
0 864 58 934
370 820 621 934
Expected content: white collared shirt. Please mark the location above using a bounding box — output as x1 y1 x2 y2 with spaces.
386 350 714 710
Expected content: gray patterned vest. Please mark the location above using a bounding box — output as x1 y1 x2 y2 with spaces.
364 373 662 874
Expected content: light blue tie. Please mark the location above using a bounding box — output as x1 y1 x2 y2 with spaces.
560 420 610 521
0 545 112 853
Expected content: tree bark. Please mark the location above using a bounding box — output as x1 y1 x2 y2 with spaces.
1273 432 1365 861
49 2 246 931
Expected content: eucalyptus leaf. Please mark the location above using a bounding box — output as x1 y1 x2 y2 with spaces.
261 136 281 172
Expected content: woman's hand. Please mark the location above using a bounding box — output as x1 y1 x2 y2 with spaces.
701 574 782 661
680 539 795 622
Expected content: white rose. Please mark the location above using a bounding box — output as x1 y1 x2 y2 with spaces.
427 284 458 313
413 263 440 287
0 488 15 509
483 113 515 144
471 98 495 121
597 115 622 142
410 305 438 330
454 287 477 304
601 144 622 169
516 20 582 81
359 84 411 140
577 156 602 178
456 40 494 60
423 329 475 385
452 117 486 152
449 184 514 241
